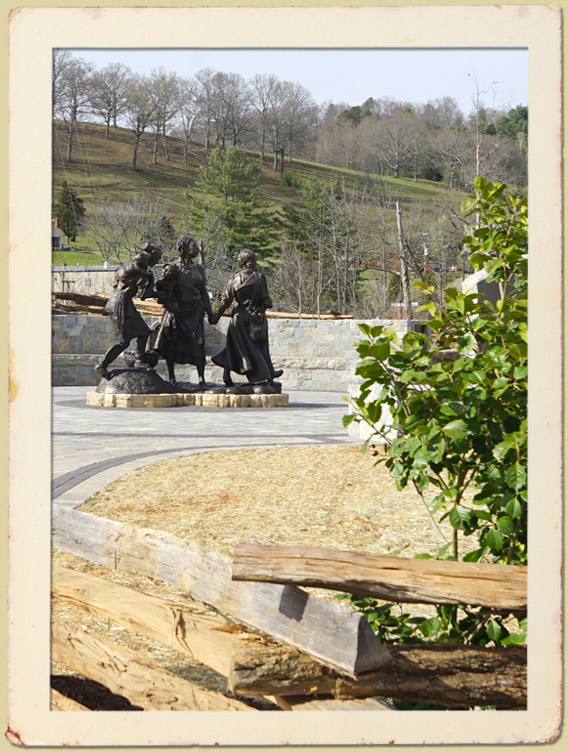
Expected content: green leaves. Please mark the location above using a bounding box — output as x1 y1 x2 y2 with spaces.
344 178 527 662
442 419 469 441
505 463 527 491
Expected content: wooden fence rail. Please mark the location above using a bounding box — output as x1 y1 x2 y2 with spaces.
52 621 254 711
52 505 390 675
231 544 528 611
52 506 527 711
229 643 527 709
51 566 389 711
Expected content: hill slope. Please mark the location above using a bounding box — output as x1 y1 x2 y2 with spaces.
52 122 460 238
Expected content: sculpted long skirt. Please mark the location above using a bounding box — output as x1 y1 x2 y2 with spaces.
212 306 276 383
154 301 206 368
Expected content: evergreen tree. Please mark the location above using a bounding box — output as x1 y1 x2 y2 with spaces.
53 181 86 242
496 105 528 150
185 146 276 268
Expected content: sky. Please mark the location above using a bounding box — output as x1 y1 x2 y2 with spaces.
72 47 528 117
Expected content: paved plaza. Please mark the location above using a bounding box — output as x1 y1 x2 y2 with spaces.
52 386 357 508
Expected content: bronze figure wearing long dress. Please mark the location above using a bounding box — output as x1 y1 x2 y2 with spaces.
211 248 283 386
96 243 162 378
154 236 214 387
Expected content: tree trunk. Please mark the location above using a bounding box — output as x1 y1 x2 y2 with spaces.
162 127 170 161
66 121 74 162
280 147 285 173
260 125 265 161
153 130 159 164
132 137 140 170
396 200 413 320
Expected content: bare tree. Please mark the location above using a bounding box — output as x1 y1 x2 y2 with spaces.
264 79 314 171
174 78 200 164
123 74 158 170
433 127 471 190
420 96 464 130
280 80 317 163
89 62 132 138
467 73 500 180
86 194 173 262
264 82 289 171
52 49 73 110
268 240 321 316
84 198 129 262
374 111 415 178
213 71 253 147
193 67 218 150
124 194 172 257
148 68 181 164
54 54 93 161
250 73 281 161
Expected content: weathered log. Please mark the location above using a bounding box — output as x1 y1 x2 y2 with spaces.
229 646 337 696
230 643 527 709
52 505 390 674
53 568 390 711
52 303 109 315
51 622 254 711
52 565 267 678
232 544 527 611
264 311 353 320
53 292 108 307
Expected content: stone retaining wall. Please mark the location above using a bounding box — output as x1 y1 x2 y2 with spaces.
52 313 422 391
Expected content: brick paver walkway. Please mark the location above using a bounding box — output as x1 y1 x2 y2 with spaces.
52 386 357 508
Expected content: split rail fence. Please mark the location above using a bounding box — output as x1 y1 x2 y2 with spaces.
51 292 353 319
51 505 527 711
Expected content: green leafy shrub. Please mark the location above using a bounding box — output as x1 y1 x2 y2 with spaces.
343 178 527 654
338 594 527 648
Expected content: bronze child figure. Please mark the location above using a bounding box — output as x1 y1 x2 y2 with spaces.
96 243 162 379
211 248 283 386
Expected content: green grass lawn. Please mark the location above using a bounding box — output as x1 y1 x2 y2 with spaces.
52 248 106 266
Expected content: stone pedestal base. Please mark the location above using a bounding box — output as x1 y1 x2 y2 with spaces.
86 391 289 408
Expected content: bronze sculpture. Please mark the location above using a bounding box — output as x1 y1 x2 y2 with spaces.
154 236 215 387
211 248 283 386
96 243 162 379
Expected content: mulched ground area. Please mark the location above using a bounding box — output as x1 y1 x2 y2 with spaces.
52 444 472 710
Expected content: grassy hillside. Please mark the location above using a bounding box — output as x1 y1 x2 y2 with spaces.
52 121 462 258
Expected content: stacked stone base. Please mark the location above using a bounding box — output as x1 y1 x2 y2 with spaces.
86 391 289 408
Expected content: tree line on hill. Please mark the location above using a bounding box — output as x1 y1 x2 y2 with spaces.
53 51 527 318
53 51 527 188
53 144 478 320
